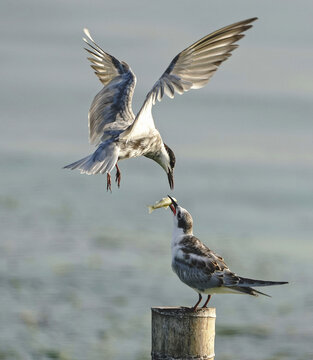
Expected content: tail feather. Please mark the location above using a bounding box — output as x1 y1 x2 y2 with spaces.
226 276 288 297
63 142 119 175
63 153 117 175
99 159 111 174
230 286 271 297
238 277 288 288
63 155 91 171
100 155 117 175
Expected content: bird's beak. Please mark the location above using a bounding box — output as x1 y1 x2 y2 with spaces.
168 195 177 215
167 170 174 190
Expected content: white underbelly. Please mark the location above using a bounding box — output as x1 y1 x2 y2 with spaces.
194 287 243 295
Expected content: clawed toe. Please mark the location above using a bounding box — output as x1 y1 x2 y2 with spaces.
106 166 121 191
115 164 121 188
106 173 112 192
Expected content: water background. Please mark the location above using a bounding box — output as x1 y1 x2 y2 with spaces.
1 1 313 359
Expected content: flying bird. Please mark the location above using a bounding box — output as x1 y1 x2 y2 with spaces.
64 18 257 191
167 196 288 311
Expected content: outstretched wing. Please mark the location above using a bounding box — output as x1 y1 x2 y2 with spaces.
83 28 137 145
123 17 257 139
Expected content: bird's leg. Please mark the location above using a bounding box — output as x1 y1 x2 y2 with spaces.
106 173 112 192
202 295 211 308
115 164 121 188
192 293 202 311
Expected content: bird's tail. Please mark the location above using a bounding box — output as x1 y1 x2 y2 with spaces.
64 154 93 173
63 154 115 174
63 144 118 175
228 277 288 297
238 277 288 288
228 286 270 297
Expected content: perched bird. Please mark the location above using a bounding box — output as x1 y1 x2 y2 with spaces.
167 196 288 311
64 18 257 191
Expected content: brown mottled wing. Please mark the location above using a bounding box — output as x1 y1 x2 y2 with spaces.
172 236 240 291
83 29 137 145
123 17 257 139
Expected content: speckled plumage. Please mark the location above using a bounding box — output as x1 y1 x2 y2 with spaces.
168 197 288 310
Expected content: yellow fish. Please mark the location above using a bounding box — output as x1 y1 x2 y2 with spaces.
148 196 177 214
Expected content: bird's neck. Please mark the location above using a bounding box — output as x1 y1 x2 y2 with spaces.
171 226 193 249
149 144 170 171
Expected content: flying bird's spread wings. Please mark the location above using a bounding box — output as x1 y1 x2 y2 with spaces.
83 28 137 145
123 17 257 139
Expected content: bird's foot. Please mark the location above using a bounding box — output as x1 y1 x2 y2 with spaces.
106 173 112 192
115 164 121 188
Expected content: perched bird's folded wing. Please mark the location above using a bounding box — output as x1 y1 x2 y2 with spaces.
173 236 230 289
173 255 218 291
83 28 137 145
122 17 257 139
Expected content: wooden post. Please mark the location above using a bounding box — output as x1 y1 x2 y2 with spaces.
151 307 216 360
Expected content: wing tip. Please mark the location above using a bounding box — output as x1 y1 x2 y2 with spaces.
241 17 258 25
83 28 92 40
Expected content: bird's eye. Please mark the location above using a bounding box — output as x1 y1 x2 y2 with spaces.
177 212 181 219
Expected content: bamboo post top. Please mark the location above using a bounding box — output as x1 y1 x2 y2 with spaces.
151 307 216 360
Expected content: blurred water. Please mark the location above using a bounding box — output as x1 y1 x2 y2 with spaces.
1 1 313 359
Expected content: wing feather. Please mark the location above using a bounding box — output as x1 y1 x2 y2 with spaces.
171 235 237 290
148 18 257 104
123 17 257 139
83 28 137 145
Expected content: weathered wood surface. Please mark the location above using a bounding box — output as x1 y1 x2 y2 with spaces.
151 307 216 360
